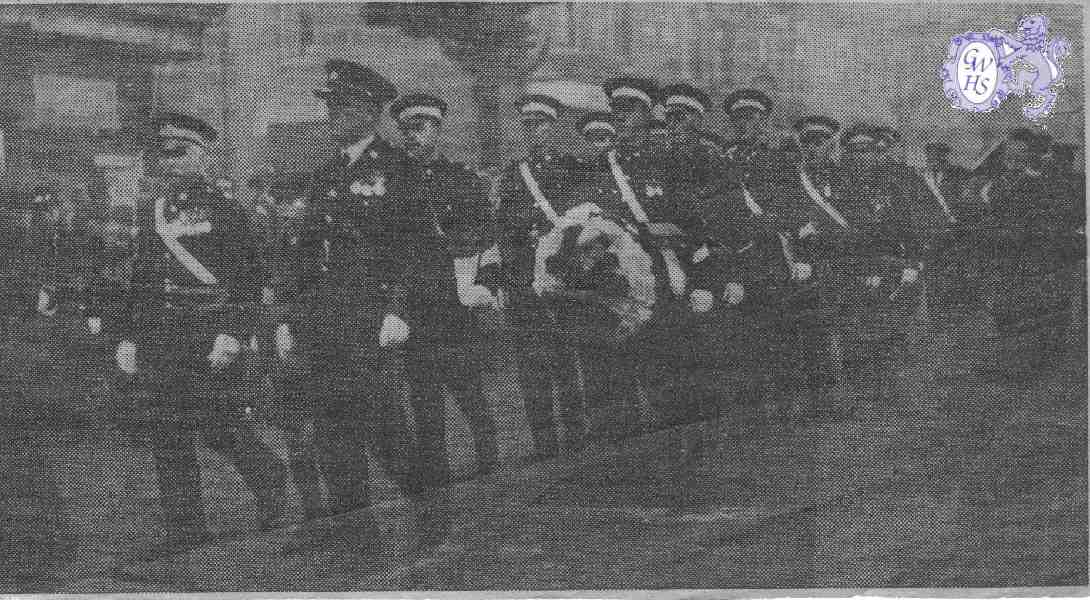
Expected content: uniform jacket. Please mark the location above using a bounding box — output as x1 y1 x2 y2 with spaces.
576 143 707 302
494 151 582 292
118 174 264 342
398 153 494 344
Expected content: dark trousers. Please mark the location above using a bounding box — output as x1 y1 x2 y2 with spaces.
509 297 582 456
405 340 498 489
136 306 285 537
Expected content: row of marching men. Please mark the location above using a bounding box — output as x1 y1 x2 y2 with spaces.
75 60 1084 558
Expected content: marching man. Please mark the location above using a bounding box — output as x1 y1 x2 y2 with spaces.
494 93 585 458
391 91 501 481
111 113 286 554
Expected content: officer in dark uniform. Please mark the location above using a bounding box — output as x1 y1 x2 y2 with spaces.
110 113 285 552
494 94 584 458
17 187 60 316
578 76 709 434
390 92 500 479
278 61 427 556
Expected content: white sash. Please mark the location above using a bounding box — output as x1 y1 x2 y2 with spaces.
920 169 957 223
607 150 686 296
519 161 561 226
154 197 218 284
742 184 797 267
798 168 850 230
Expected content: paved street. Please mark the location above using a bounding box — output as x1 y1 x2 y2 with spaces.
0 308 1086 592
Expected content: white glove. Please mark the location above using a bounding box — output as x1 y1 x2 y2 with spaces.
207 334 241 370
722 282 745 306
790 262 812 281
261 286 276 304
116 340 137 374
901 267 920 285
459 284 498 309
274 323 294 360
863 275 883 288
533 274 563 297
36 288 56 317
378 314 410 347
87 317 102 335
689 289 714 313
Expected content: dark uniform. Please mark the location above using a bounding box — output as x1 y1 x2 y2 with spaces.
494 95 584 457
286 63 422 523
769 119 920 405
981 131 1084 364
111 114 285 545
577 76 711 433
390 92 500 481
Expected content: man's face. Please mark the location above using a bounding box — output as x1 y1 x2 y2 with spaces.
844 147 878 175
799 134 833 167
398 118 440 160
156 138 206 176
327 100 381 146
731 112 768 142
665 108 701 145
1002 140 1033 172
610 99 650 142
521 118 556 155
584 130 615 155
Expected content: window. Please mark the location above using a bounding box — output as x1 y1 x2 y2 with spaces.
31 74 119 131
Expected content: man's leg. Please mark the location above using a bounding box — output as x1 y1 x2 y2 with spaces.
148 417 207 542
407 349 451 493
444 347 499 476
511 306 561 459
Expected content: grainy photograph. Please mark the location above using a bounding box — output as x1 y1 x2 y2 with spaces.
0 1 1085 595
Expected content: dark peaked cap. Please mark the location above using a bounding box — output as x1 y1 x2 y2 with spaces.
314 59 397 106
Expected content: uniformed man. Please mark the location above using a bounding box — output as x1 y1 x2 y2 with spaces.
18 187 60 316
494 93 583 458
390 92 500 479
576 111 618 157
981 128 1083 369
577 75 709 434
109 113 285 553
906 141 987 315
721 89 776 179
281 61 429 551
769 118 920 409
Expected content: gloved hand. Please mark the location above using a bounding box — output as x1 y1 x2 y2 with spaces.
901 267 920 285
378 314 410 347
722 282 745 306
790 262 813 281
863 275 883 288
87 316 102 335
261 286 276 305
36 288 57 317
532 274 563 297
207 334 242 370
116 340 137 374
459 284 499 309
274 323 294 360
689 289 714 313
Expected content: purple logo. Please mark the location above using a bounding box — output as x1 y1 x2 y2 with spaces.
941 15 1071 121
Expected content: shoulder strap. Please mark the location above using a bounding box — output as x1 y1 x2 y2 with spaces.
799 167 851 229
154 197 218 284
519 161 561 226
919 168 958 223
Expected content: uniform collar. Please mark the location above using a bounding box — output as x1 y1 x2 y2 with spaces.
342 134 377 165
